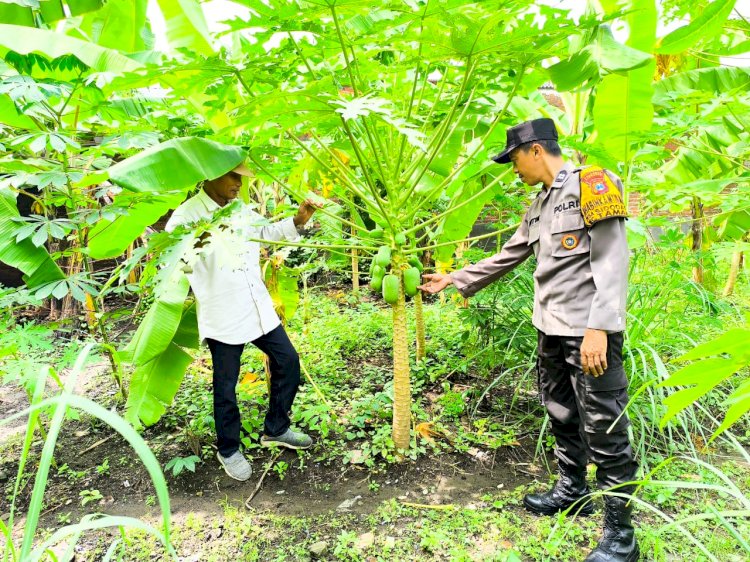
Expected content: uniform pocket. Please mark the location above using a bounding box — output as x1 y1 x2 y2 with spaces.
582 366 628 392
550 212 589 257
577 365 629 433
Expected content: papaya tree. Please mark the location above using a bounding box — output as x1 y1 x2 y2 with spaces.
0 0 665 452
78 0 656 450
206 0 653 449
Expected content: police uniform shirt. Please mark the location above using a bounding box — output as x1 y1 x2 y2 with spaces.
450 162 628 337
165 188 300 345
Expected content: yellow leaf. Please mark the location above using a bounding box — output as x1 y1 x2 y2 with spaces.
435 260 453 274
332 148 350 167
415 422 443 442
239 372 262 391
321 176 334 198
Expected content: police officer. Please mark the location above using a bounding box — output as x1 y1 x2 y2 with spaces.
419 118 639 562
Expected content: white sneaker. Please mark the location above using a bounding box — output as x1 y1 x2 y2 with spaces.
217 451 252 481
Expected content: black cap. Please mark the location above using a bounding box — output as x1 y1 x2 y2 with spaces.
491 118 559 164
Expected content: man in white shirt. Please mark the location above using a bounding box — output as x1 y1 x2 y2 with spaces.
166 164 321 481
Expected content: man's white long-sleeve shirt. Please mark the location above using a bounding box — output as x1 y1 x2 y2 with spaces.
165 188 300 345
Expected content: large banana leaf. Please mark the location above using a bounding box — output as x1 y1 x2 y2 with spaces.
0 0 103 26
547 25 652 92
123 270 198 428
0 187 65 288
86 137 247 259
86 192 186 259
0 94 39 129
0 23 142 74
0 1 34 25
592 0 656 164
716 209 750 242
653 67 750 107
655 0 737 54
120 272 190 367
154 0 214 56
105 137 245 192
125 342 194 428
71 0 151 53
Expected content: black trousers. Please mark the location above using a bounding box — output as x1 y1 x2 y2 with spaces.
206 325 301 457
537 331 638 491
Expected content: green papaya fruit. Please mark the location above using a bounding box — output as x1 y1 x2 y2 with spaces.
370 265 385 291
394 232 407 246
408 257 423 272
374 246 391 268
382 274 399 305
403 267 421 297
371 227 384 239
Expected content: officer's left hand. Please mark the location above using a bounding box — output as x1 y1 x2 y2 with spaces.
581 329 608 377
294 199 324 227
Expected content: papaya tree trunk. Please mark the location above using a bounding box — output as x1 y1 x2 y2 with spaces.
691 196 704 284
391 272 411 450
414 291 425 361
722 248 744 297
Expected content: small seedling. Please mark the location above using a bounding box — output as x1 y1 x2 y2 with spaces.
96 457 110 476
165 455 202 477
79 489 103 507
273 460 289 481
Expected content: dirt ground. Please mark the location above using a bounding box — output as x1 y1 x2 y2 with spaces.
0 361 544 545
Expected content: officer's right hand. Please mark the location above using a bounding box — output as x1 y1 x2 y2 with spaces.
418 273 453 294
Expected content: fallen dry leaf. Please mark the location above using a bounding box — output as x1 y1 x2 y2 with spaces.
415 422 443 442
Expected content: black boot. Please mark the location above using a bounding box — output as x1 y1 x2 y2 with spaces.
584 496 640 562
523 463 594 516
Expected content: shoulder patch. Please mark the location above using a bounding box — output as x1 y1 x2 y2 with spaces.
579 166 627 227
554 169 568 184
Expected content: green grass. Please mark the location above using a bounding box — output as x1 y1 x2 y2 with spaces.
3 245 749 560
